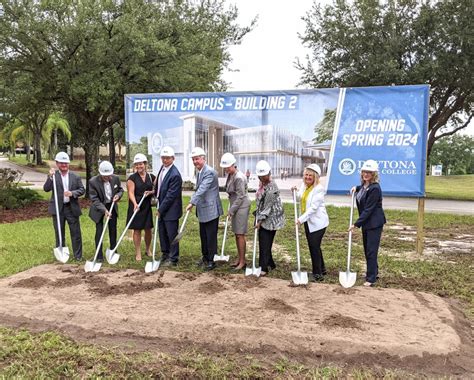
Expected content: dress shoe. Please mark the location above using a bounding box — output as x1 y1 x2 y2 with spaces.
96 258 104 263
205 262 216 271
74 257 83 262
363 281 375 287
312 274 324 282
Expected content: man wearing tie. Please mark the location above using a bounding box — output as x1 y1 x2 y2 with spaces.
155 146 183 266
43 152 85 260
88 161 124 262
186 147 223 271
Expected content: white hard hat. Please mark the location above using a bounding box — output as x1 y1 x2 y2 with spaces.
306 163 321 176
133 153 148 164
55 151 70 163
160 146 174 157
256 160 271 176
361 159 379 172
191 147 206 158
99 160 114 176
220 152 236 168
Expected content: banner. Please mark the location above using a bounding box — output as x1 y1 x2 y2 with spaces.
326 85 430 196
125 85 429 197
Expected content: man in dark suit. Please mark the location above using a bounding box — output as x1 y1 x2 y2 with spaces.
88 161 124 262
155 146 183 266
186 147 223 271
43 151 85 260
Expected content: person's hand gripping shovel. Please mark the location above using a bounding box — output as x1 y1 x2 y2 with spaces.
291 188 308 285
51 169 70 263
106 194 148 264
339 190 357 288
85 201 115 272
145 211 161 273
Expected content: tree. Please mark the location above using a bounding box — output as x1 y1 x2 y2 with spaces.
43 112 71 159
1 0 251 195
313 109 336 144
428 134 473 175
298 0 473 156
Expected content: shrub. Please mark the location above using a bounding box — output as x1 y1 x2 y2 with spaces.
0 168 41 209
0 187 41 210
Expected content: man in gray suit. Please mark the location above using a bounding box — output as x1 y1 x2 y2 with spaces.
186 147 223 271
43 152 85 260
88 161 124 262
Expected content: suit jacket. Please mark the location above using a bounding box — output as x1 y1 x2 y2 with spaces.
43 170 85 217
354 183 386 230
88 174 124 223
190 164 223 223
226 170 250 215
156 164 183 221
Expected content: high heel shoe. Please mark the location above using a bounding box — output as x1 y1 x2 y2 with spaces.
232 264 246 271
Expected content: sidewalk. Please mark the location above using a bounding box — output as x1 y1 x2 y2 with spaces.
2 157 473 215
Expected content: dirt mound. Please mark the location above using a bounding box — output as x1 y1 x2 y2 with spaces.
0 265 473 377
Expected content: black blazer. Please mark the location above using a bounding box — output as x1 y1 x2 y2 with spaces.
354 183 386 230
156 164 183 221
88 174 124 223
43 171 85 217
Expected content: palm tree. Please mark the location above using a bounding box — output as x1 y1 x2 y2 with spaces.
42 112 71 159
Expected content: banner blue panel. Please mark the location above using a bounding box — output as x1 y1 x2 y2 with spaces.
326 85 430 197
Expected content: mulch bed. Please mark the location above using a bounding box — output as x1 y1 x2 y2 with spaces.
0 199 92 224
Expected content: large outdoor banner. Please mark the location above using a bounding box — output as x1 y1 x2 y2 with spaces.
124 85 429 197
326 85 430 196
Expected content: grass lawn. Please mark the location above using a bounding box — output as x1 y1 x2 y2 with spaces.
425 174 474 201
1 195 473 377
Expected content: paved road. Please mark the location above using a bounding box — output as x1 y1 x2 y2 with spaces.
2 156 473 215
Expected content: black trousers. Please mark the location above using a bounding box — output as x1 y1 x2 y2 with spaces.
199 217 219 263
52 203 82 259
304 224 326 276
95 204 118 260
362 226 383 283
159 219 179 263
258 227 276 272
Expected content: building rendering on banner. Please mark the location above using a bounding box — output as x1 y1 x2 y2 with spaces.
148 113 327 180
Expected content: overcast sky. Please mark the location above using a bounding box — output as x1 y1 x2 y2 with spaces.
222 0 315 91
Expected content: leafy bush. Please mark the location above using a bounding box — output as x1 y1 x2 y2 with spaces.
0 187 41 209
0 168 41 209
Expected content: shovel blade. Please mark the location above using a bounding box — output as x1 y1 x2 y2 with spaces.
213 254 229 262
339 271 357 288
291 271 308 285
245 266 261 277
105 249 120 265
144 260 161 273
84 260 102 273
53 246 69 263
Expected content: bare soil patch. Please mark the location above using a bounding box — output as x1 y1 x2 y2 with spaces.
0 199 91 224
1 264 473 377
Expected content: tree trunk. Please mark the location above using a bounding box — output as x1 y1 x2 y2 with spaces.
69 136 74 161
34 134 42 165
83 142 99 198
108 125 116 167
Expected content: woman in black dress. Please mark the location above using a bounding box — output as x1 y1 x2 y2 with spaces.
127 153 155 261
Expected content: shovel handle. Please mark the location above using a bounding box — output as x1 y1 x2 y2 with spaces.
220 214 230 257
51 170 63 248
346 191 356 273
151 213 160 260
92 201 115 263
179 210 190 234
292 189 302 272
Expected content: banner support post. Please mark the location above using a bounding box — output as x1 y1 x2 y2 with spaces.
416 198 425 255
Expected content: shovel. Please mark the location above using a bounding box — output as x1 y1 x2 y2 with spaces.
145 213 161 273
171 210 190 245
339 190 357 288
105 194 148 264
84 202 115 272
291 189 308 285
51 171 70 263
245 223 261 277
214 214 230 262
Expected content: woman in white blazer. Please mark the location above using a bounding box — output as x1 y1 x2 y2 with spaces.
292 164 329 282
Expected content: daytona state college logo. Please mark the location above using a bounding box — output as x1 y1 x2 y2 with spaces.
338 158 356 175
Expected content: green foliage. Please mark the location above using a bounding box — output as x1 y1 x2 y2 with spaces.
428 135 474 175
426 175 474 201
0 168 40 209
299 0 473 155
314 108 336 144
